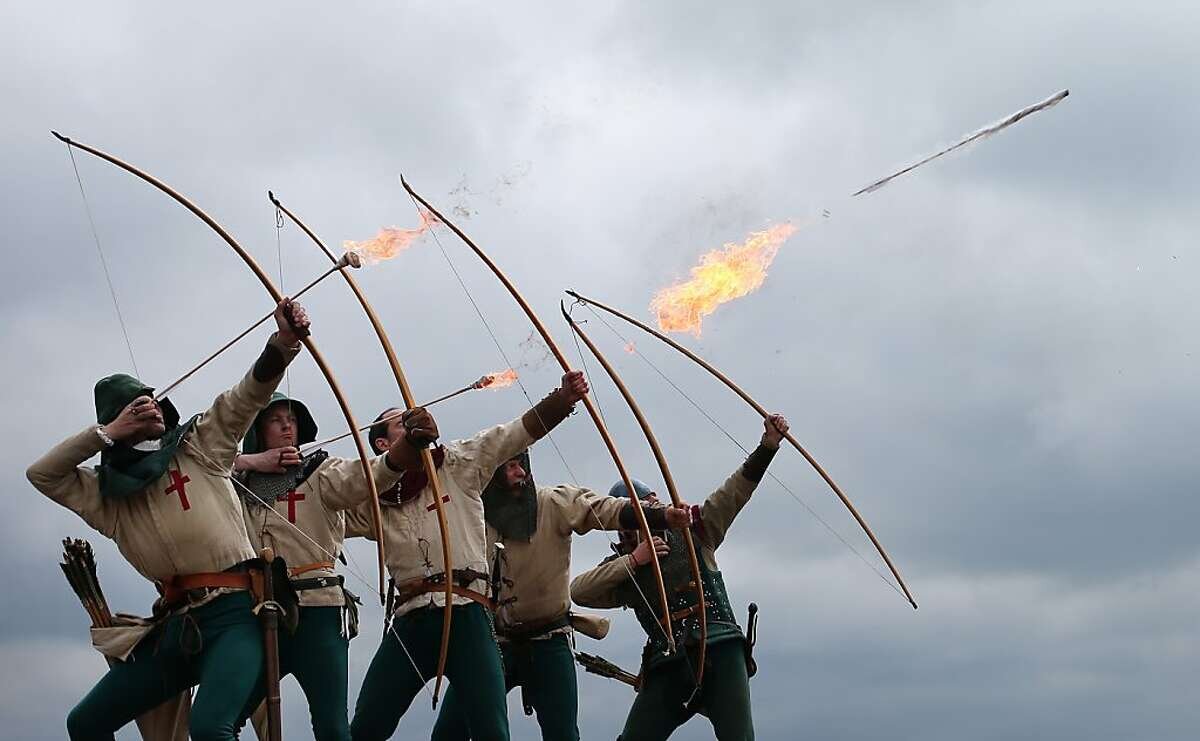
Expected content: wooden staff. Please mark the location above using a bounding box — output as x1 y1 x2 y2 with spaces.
258 548 283 741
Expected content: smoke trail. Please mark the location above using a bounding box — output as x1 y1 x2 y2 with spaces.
852 89 1069 196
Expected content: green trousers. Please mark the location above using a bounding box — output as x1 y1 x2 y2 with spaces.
351 602 509 741
66 591 263 741
431 633 579 741
619 639 753 741
240 605 350 740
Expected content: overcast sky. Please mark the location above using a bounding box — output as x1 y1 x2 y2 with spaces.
3 2 1198 739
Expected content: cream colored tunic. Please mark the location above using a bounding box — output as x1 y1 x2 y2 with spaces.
491 485 625 633
241 455 401 607
570 466 758 609
26 337 300 584
346 416 535 616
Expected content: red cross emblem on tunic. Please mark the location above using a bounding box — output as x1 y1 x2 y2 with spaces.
165 469 191 511
280 489 305 523
426 494 451 512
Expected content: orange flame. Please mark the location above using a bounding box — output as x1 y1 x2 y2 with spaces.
650 223 797 336
478 369 518 389
343 209 439 264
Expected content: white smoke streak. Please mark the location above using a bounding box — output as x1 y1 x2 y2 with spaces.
853 89 1069 197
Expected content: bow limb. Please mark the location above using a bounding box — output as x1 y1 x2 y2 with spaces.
565 290 919 610
268 192 455 708
401 176 677 651
51 132 388 601
561 302 707 687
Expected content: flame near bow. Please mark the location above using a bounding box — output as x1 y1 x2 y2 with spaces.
650 223 797 336
344 209 439 264
477 368 519 389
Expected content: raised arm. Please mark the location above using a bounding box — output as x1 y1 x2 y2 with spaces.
570 536 671 609
519 370 588 442
570 554 636 609
26 426 116 537
442 371 589 496
343 497 378 541
189 301 308 469
315 455 403 512
556 485 691 536
698 414 787 551
554 485 625 535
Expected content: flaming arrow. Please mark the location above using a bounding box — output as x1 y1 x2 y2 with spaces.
52 131 389 602
567 289 918 610
269 190 457 708
651 89 1070 336
401 176 680 653
299 371 519 454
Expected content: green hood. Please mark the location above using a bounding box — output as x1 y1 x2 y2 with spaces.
241 393 318 455
95 374 180 429
93 374 194 500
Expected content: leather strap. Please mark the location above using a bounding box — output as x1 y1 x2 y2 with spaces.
392 575 495 612
522 389 574 438
159 571 253 608
289 560 336 577
497 615 571 641
670 604 703 622
292 574 344 592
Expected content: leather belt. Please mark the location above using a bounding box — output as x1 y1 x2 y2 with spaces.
392 572 494 612
497 615 571 641
292 574 345 592
158 569 255 608
289 560 335 577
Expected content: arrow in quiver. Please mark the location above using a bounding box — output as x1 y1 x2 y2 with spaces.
574 651 641 690
60 538 114 628
60 538 191 741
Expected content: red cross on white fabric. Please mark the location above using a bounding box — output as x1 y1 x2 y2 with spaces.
165 469 191 511
426 494 451 512
280 489 306 523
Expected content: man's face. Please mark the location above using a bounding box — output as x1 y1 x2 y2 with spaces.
503 458 527 494
142 399 167 440
260 406 298 450
372 408 405 454
619 529 640 551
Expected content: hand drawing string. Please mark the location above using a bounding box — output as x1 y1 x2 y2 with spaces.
404 191 677 650
581 302 904 598
181 436 433 698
